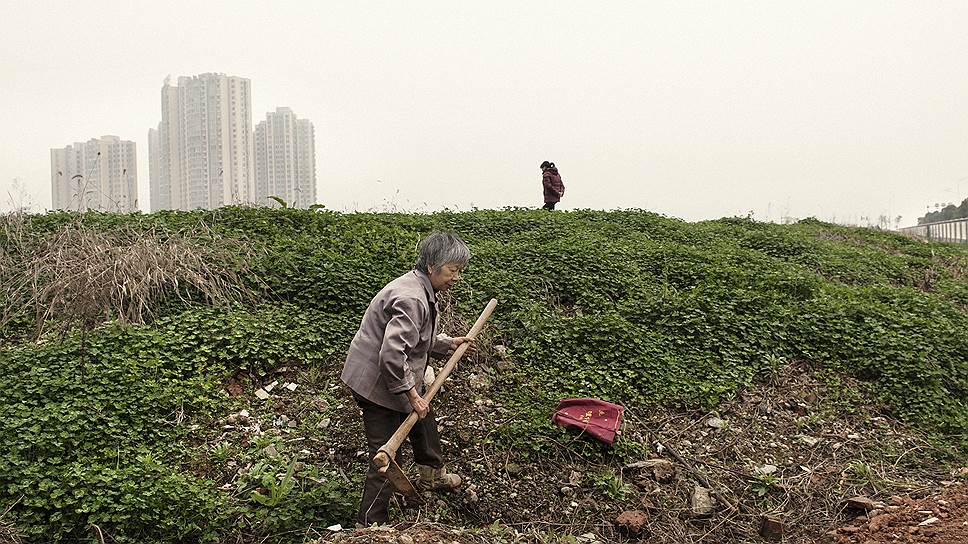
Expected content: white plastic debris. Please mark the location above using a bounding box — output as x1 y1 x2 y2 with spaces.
755 464 778 475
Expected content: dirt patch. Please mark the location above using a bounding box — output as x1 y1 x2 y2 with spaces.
834 484 968 543
312 359 959 543
311 522 492 544
198 350 964 543
224 375 244 397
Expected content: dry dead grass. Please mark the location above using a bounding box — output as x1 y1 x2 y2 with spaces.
0 212 261 338
0 496 23 544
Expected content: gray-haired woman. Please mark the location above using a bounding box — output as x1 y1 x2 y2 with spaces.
340 231 474 525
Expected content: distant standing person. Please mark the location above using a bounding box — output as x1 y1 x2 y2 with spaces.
540 161 565 210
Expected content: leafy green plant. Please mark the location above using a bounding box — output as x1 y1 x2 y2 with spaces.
268 195 289 208
847 460 883 492
588 468 631 501
250 457 297 507
209 442 234 464
751 472 779 498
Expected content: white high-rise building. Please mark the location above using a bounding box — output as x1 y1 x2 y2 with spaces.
148 73 254 211
50 136 138 212
254 107 317 208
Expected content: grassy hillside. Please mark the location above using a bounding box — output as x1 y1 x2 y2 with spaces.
0 208 966 542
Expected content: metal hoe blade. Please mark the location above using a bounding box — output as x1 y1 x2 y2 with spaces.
373 449 423 503
380 456 422 502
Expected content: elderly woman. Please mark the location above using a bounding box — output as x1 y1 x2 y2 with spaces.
341 231 474 526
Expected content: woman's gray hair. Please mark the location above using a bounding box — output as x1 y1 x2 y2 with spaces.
416 231 471 273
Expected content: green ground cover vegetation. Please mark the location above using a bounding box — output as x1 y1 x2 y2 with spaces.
1 208 966 542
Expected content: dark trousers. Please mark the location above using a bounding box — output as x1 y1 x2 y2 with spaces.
542 202 556 210
353 392 443 525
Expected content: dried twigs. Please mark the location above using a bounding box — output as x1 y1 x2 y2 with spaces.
0 214 262 340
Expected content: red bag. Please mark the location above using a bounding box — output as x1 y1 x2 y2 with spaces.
551 398 624 445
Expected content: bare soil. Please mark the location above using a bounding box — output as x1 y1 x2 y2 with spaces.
834 484 968 544
212 354 966 543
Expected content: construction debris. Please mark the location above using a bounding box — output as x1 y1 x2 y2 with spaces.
845 496 878 512
615 510 649 535
690 485 717 516
759 516 784 541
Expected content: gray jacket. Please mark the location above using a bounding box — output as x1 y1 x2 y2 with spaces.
341 270 453 412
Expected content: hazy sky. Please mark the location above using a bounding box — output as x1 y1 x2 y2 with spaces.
2 1 967 225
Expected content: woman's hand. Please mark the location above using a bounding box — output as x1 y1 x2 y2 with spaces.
406 389 429 419
451 336 476 354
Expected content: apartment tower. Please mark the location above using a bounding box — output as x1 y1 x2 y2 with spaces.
254 107 317 208
50 136 138 212
148 73 254 211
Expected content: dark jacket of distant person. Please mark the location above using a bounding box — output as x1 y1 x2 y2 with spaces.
541 162 565 204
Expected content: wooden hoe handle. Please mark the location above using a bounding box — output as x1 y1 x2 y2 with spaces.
374 298 498 472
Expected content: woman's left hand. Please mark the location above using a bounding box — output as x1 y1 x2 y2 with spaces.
451 336 476 354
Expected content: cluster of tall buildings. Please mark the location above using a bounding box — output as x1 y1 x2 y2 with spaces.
50 72 317 212
50 136 138 212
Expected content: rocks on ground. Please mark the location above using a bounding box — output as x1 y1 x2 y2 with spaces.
615 510 649 536
690 485 717 516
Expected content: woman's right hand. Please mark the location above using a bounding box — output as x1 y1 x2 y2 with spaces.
407 389 429 419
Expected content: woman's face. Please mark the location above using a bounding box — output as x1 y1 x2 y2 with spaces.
428 262 464 292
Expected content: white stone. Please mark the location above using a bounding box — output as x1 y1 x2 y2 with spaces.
706 417 726 429
691 485 717 516
755 464 778 475
796 435 820 447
